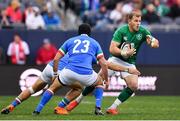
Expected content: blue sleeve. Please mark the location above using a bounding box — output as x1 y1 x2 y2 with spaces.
95 42 104 60
58 40 69 55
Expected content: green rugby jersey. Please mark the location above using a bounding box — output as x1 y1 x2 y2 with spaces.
111 24 151 64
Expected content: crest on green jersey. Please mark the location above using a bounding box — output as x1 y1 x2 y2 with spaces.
136 34 142 40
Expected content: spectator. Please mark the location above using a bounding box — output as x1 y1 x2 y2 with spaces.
153 0 170 17
25 6 45 29
7 34 30 65
0 46 6 64
143 4 160 24
168 0 180 19
5 0 23 23
43 9 61 30
0 9 11 28
93 3 111 30
23 3 33 23
36 38 57 65
133 0 144 10
109 2 123 25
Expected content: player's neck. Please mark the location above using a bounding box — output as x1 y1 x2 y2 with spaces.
128 26 135 33
80 34 88 36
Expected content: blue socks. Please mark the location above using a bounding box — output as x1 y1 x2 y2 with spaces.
11 98 21 107
94 87 103 108
58 98 70 108
35 89 54 113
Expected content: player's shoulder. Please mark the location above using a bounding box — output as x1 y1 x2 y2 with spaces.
139 25 150 32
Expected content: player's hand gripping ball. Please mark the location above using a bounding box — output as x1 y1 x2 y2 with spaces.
120 42 132 59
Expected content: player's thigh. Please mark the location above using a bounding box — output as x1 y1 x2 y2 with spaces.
68 81 84 90
48 77 63 92
80 70 98 86
93 73 103 87
124 74 138 91
107 57 121 76
31 77 47 92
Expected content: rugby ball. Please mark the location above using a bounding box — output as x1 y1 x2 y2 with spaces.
120 42 131 59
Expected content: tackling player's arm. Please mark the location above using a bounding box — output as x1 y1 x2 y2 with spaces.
98 56 109 88
107 61 141 75
96 42 108 87
53 41 68 77
53 51 64 75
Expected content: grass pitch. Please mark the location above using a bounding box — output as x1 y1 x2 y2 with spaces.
0 96 180 120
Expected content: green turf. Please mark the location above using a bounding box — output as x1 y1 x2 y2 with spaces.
0 96 180 120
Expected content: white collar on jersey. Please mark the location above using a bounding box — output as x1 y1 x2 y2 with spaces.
80 34 88 36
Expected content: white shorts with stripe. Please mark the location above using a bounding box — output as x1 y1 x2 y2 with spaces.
108 57 136 79
40 64 61 84
59 68 98 87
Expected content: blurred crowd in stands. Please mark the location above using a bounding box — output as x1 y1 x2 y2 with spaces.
0 0 180 65
0 0 180 31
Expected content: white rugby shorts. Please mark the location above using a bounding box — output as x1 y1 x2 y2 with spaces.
40 64 61 84
58 68 98 87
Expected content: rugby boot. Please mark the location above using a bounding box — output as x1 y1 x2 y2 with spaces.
94 107 104 115
1 105 15 114
106 108 119 115
54 107 69 115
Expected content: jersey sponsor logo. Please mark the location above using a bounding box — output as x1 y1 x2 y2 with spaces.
136 34 142 40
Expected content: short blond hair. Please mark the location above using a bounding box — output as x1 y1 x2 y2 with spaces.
128 9 142 20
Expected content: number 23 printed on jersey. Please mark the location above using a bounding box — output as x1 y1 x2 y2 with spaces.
73 39 90 53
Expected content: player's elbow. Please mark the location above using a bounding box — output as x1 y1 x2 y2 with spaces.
109 46 114 55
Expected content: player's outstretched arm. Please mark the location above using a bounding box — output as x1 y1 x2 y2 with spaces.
98 57 108 87
53 51 64 78
107 62 141 75
146 35 159 48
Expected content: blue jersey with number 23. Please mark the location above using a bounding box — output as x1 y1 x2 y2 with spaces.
58 34 103 75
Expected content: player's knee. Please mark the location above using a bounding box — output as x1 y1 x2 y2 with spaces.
76 87 83 93
28 87 35 94
96 84 104 89
128 82 138 91
73 85 83 92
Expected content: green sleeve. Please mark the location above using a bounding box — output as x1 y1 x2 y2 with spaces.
144 28 151 36
112 28 123 43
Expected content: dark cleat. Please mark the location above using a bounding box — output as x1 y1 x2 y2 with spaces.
1 105 14 114
32 111 40 115
95 107 104 115
1 108 10 114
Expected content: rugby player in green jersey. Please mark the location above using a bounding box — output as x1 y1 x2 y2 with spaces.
106 9 159 115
